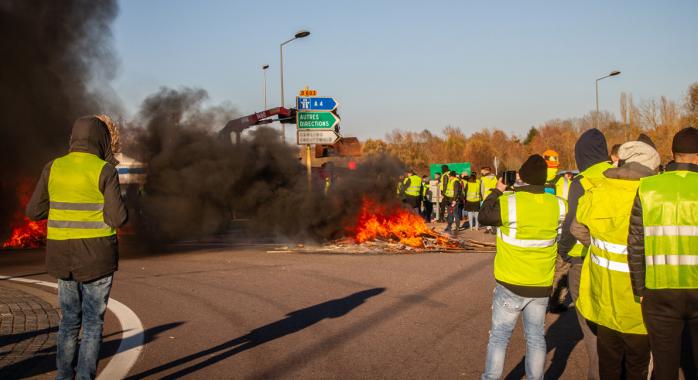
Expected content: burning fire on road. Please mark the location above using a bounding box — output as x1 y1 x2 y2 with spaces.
352 198 458 249
2 179 46 250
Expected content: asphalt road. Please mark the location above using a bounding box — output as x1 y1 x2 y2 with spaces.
0 238 586 379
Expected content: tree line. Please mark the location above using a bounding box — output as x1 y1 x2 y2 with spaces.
362 83 698 174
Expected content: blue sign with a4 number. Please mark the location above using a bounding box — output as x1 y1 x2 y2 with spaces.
297 97 338 111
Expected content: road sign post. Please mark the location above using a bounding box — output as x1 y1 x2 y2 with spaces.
295 89 343 189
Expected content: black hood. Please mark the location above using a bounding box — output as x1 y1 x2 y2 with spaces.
69 116 117 165
575 128 608 172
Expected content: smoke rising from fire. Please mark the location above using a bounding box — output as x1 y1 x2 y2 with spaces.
0 0 120 241
1 1 405 245
123 87 404 243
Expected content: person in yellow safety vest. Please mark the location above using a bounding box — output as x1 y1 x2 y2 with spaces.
396 174 405 197
554 171 574 200
543 149 560 196
571 140 661 379
443 171 463 235
438 165 450 222
554 128 612 380
420 174 433 222
478 155 567 380
401 169 422 212
628 127 698 380
480 167 498 234
464 173 482 230
25 116 128 379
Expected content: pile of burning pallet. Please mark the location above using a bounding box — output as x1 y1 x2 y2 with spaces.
268 199 496 254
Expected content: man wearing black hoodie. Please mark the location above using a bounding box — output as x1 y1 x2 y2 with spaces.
26 116 127 380
558 128 612 380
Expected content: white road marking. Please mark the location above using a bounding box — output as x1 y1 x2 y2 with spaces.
0 275 144 379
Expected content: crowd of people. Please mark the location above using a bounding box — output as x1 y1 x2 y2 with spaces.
399 126 697 380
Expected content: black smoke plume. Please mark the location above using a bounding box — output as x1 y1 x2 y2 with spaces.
124 87 403 243
0 0 120 240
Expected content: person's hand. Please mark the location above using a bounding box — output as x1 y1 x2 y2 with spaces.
451 201 456 207
496 177 507 192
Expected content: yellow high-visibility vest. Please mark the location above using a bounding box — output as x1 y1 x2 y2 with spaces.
568 161 613 258
639 170 698 289
494 192 567 287
555 177 571 200
444 177 456 198
576 177 646 334
481 175 498 200
466 179 482 202
404 175 422 197
47 152 116 240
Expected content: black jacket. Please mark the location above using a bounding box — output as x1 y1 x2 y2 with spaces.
628 162 698 297
26 117 127 282
558 129 609 262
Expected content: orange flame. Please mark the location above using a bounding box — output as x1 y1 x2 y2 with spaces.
351 198 457 249
3 218 47 249
2 178 47 250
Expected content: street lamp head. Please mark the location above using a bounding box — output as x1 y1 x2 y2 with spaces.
609 70 621 77
262 64 270 70
294 30 311 38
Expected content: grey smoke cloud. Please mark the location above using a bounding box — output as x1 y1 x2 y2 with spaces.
123 87 404 244
0 0 120 241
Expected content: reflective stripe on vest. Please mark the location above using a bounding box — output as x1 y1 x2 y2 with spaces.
644 225 698 236
590 237 627 255
568 161 613 257
646 255 698 266
639 170 698 289
47 152 116 240
493 192 566 287
589 252 630 272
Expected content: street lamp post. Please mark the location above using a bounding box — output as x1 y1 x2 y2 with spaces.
595 70 621 128
262 64 269 110
279 30 310 143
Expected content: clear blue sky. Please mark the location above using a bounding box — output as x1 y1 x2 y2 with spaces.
113 0 698 140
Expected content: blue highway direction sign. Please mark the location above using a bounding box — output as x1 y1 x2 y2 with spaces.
297 97 338 111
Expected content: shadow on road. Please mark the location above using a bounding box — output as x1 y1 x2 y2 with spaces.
0 322 183 379
504 308 583 380
127 288 386 379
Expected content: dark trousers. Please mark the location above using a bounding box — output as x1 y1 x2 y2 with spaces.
438 199 447 222
568 261 600 379
596 325 650 380
642 289 698 380
445 200 461 233
422 201 433 222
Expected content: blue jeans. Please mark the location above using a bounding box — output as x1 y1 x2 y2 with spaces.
482 284 548 380
56 275 113 380
468 211 479 229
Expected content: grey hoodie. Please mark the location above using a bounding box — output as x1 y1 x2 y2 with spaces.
26 116 127 282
